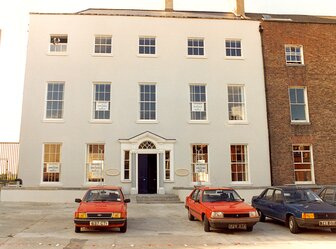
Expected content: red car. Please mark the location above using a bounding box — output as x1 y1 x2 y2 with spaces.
74 186 130 233
185 187 259 232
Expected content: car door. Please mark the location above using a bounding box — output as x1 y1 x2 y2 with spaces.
269 189 287 222
255 188 275 217
188 189 202 220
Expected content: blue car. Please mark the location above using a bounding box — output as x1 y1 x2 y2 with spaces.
252 186 336 233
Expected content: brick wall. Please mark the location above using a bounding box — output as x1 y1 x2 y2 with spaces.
260 21 336 185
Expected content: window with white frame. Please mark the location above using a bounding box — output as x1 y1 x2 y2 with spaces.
187 38 204 56
86 144 104 182
230 145 248 182
228 85 246 121
92 83 111 120
49 35 67 53
225 39 242 57
289 87 309 122
139 84 156 120
165 151 171 181
45 82 64 119
191 144 208 182
43 143 61 182
285 45 304 65
94 35 112 54
190 84 207 120
292 145 313 183
123 151 130 181
139 37 156 55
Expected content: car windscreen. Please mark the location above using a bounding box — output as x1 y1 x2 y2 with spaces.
284 189 323 203
83 189 121 202
202 189 242 202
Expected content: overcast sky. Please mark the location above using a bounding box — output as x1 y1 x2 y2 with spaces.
0 0 335 142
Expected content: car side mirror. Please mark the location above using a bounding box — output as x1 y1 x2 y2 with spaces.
75 198 82 203
124 198 131 203
195 199 200 203
241 198 245 202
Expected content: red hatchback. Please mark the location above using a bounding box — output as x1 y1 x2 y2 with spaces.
74 186 130 233
185 187 259 232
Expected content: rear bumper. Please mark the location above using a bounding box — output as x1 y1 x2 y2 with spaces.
209 217 259 229
74 218 126 228
296 218 336 229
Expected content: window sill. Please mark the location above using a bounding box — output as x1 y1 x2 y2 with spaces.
286 63 305 67
89 120 112 124
39 182 63 187
224 56 244 60
164 180 175 183
43 119 65 123
121 180 132 183
227 120 249 125
188 120 210 124
136 120 159 124
137 54 158 58
92 53 113 57
294 181 315 185
230 182 252 186
186 55 207 59
291 121 311 125
47 52 68 56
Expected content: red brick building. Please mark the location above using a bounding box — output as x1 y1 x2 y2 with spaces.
254 14 336 185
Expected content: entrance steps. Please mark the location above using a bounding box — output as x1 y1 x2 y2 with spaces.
135 194 182 204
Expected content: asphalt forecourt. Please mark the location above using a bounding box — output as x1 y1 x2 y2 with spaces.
0 201 336 249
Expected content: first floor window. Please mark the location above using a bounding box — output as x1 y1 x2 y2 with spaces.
292 145 313 182
93 83 111 120
230 145 248 182
191 144 208 182
94 35 112 54
225 39 242 57
45 82 64 119
43 144 61 182
165 151 171 181
139 37 156 55
289 87 309 122
187 38 204 56
124 151 130 180
139 84 156 120
285 45 304 65
49 35 67 53
228 85 246 121
86 144 104 182
190 84 207 120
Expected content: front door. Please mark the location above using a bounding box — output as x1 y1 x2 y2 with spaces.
138 154 157 194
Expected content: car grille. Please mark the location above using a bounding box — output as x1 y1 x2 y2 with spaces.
87 213 112 218
223 213 250 218
315 213 336 219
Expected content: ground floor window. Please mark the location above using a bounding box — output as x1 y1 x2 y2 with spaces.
43 143 61 182
86 144 105 182
165 151 171 181
191 144 208 182
230 144 248 182
292 145 313 182
123 150 130 181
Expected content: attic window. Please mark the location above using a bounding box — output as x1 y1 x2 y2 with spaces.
50 35 68 53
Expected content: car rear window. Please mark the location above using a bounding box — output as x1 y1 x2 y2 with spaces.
83 189 121 202
202 189 242 202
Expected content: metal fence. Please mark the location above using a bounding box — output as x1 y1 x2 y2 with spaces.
0 142 19 182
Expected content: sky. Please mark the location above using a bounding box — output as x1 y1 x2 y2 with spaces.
0 0 335 142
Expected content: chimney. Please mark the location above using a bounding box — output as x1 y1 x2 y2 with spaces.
234 0 245 17
165 0 173 12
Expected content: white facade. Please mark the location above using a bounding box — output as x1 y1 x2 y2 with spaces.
19 9 271 195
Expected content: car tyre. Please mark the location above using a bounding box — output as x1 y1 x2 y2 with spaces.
203 215 211 232
246 225 253 232
331 228 336 233
288 216 300 234
257 209 266 222
188 209 195 221
75 226 81 233
120 220 127 233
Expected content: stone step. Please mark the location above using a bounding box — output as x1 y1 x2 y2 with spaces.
135 194 182 204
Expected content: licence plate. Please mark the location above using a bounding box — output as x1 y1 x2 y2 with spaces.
319 221 336 226
228 224 247 229
90 221 109 226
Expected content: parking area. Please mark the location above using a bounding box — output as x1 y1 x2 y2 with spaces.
1 201 336 249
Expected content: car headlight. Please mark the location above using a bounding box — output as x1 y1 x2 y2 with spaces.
211 212 224 218
77 212 87 219
249 211 259 218
112 212 121 218
302 213 315 219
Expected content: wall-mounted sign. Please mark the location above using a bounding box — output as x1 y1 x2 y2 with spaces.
96 101 109 111
105 169 120 176
175 169 189 176
89 162 103 178
191 103 204 112
47 163 60 173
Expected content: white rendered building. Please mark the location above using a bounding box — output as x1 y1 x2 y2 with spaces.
18 0 271 198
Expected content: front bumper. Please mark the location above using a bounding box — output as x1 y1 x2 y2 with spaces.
296 218 336 229
74 218 126 228
209 217 259 229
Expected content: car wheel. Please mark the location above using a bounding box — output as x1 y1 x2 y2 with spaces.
246 225 253 232
258 209 266 222
331 228 336 233
120 220 127 233
75 226 81 233
188 209 195 221
288 216 300 234
203 215 211 232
